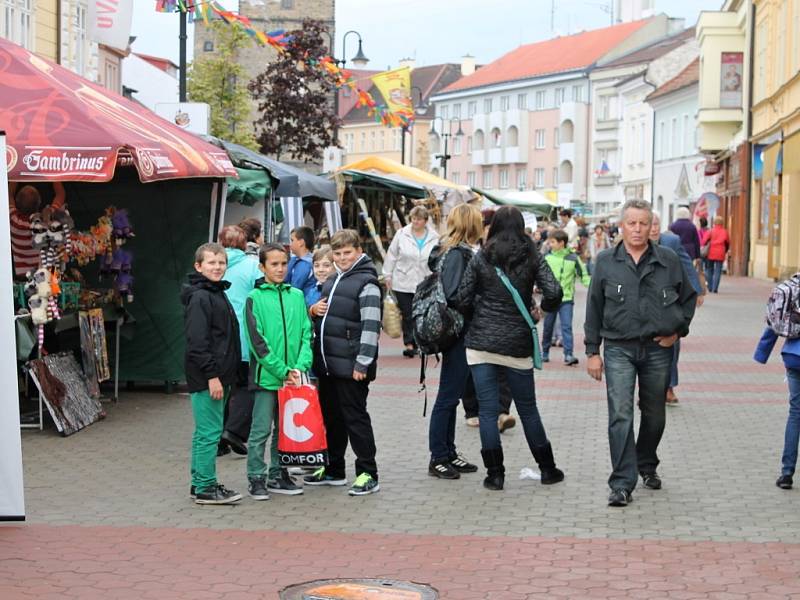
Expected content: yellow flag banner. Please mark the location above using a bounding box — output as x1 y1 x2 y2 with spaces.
370 67 414 122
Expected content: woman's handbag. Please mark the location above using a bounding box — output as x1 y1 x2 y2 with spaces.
382 291 403 338
494 267 544 370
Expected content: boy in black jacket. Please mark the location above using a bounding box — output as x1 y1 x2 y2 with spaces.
181 243 243 505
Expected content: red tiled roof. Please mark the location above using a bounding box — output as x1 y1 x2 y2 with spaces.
133 52 178 72
646 57 699 102
442 19 652 93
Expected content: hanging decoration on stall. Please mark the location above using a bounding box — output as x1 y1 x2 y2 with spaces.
153 0 415 128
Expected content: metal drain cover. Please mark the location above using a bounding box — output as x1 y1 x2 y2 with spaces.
279 578 439 599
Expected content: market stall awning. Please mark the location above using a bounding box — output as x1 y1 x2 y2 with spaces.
0 38 237 183
340 169 430 198
476 188 557 219
207 137 337 201
337 156 475 204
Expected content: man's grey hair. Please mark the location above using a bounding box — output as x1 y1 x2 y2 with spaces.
620 199 653 224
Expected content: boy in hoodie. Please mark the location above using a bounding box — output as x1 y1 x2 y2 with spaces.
304 229 382 496
542 229 591 366
245 243 314 500
182 243 242 505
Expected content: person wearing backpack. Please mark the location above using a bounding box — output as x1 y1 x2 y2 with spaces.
542 229 591 366
425 204 484 479
754 274 800 489
454 206 564 491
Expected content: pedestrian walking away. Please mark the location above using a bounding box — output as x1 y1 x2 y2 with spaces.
668 206 701 262
704 216 730 294
584 200 697 508
245 243 313 500
181 243 243 505
383 206 439 358
425 204 483 480
455 206 565 492
307 229 382 496
542 229 591 366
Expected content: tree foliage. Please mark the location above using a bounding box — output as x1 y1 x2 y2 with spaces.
187 21 258 150
249 19 339 163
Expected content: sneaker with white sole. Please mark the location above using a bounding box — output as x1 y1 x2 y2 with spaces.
248 477 270 501
303 467 347 486
348 472 380 496
195 484 242 505
267 470 304 495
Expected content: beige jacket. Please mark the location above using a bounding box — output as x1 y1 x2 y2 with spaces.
383 224 439 293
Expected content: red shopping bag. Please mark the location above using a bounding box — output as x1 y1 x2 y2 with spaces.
277 384 328 468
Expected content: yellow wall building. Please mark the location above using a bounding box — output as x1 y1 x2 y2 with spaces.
0 0 59 62
750 0 800 279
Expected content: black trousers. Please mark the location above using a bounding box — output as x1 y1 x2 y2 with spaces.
393 290 416 347
462 369 512 418
318 375 378 480
221 362 254 443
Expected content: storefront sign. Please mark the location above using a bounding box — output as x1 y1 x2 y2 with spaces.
0 133 26 520
720 52 743 108
89 0 134 52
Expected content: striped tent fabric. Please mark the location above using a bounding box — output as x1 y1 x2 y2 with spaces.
278 197 303 243
324 201 343 234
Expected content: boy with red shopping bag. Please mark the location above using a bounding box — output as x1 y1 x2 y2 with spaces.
245 243 313 500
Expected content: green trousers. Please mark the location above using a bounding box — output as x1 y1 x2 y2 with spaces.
190 388 228 493
247 390 281 480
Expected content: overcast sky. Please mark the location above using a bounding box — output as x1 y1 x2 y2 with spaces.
131 0 723 69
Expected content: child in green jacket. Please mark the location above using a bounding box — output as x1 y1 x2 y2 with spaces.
245 243 313 500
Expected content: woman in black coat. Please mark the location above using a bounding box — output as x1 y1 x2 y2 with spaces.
455 206 564 491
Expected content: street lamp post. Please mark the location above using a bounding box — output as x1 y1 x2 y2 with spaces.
329 30 369 145
429 117 464 180
400 85 428 166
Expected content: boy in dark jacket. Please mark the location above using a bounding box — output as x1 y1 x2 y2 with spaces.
181 243 243 505
304 229 382 496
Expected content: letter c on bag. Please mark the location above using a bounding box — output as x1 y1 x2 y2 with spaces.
283 398 313 443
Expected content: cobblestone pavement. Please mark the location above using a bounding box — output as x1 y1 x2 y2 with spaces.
3 276 799 598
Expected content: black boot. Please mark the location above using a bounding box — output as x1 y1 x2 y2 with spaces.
531 441 564 485
480 448 505 491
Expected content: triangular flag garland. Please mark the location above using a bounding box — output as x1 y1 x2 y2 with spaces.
154 0 415 128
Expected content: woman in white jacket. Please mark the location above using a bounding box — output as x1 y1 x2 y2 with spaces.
383 206 439 357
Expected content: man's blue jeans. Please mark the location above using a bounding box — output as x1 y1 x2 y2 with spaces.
428 337 469 462
781 367 800 476
604 342 672 491
669 340 680 388
542 301 575 357
470 362 549 452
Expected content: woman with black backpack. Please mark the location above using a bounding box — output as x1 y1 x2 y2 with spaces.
455 206 565 491
426 203 484 480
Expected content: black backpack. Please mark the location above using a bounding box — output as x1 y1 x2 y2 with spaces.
411 249 464 356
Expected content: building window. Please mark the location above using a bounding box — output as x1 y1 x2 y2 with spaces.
482 169 493 188
483 98 493 113
453 103 461 119
534 129 545 149
553 167 559 186
516 169 527 190
345 133 355 153
203 40 214 52
534 168 545 188
517 93 527 110
507 126 519 146
103 59 119 93
393 129 401 151
682 114 690 156
440 105 449 120
572 85 582 102
474 130 485 150
560 160 573 184
658 120 666 160
500 96 510 111
1 0 34 50
535 90 546 109
756 19 768 101
670 117 678 158
467 171 476 187
452 135 462 155
360 132 366 151
554 127 560 148
451 172 460 184
75 4 88 76
280 0 294 8
468 101 477 117
379 130 385 151
490 127 501 148
467 136 473 154
499 168 509 188
554 87 566 107
370 131 376 151
640 120 647 163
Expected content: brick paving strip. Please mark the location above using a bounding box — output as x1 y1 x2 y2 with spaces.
1 524 800 599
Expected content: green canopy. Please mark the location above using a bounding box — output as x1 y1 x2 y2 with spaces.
340 169 430 199
227 166 271 207
475 187 558 220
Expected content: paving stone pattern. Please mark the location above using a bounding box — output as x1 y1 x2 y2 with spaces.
4 276 799 598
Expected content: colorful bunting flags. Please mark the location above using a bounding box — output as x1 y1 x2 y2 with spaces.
154 0 413 128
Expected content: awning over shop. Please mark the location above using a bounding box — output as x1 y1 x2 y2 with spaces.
476 187 557 219
0 38 236 183
338 169 432 199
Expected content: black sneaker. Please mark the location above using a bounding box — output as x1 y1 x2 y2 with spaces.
608 488 633 507
189 485 196 499
216 444 231 457
776 474 793 489
267 470 304 495
349 473 380 496
303 467 347 486
564 355 579 366
428 460 460 480
221 430 248 456
449 454 478 473
248 477 270 501
640 472 662 490
195 484 242 505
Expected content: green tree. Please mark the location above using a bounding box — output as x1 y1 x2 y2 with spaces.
187 21 257 150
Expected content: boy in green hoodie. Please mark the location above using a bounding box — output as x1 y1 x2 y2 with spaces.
543 229 591 366
245 243 313 500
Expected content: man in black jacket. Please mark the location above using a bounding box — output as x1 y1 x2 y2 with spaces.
584 200 696 507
